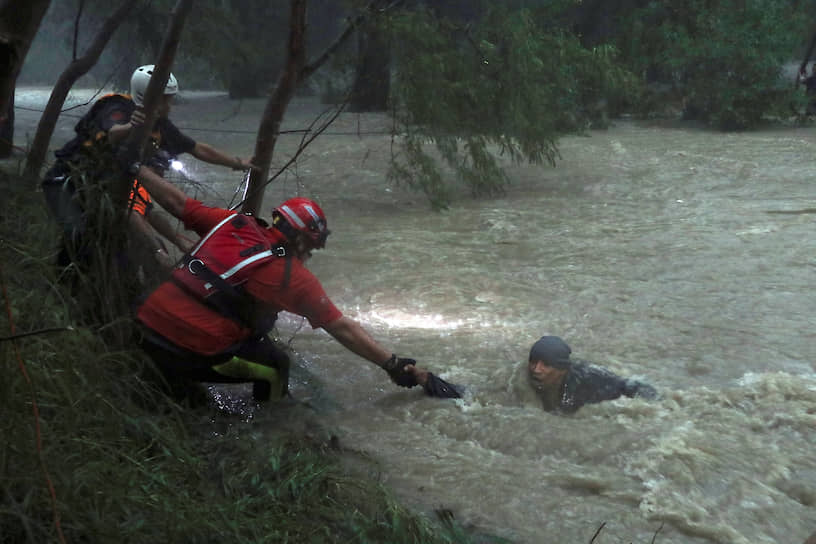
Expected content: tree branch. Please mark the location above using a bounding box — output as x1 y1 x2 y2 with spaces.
301 0 404 81
23 0 137 179
233 100 348 211
241 0 307 215
650 522 664 544
117 0 193 208
72 0 85 61
589 522 606 544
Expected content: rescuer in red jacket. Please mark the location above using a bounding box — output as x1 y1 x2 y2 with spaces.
130 164 460 402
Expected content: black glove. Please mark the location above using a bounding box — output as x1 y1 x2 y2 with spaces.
382 354 418 388
423 373 463 399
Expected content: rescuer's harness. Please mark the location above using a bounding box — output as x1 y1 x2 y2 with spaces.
172 213 290 334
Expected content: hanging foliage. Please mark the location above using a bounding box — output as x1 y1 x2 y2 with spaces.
388 5 637 208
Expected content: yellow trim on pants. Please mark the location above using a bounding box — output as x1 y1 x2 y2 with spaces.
212 357 284 399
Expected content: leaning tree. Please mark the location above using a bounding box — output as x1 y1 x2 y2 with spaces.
0 0 52 158
23 0 138 180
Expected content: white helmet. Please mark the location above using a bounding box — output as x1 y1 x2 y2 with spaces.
130 64 178 107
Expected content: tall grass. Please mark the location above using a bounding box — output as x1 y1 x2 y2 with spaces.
0 166 502 543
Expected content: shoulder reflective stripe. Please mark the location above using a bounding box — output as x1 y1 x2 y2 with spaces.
190 213 238 255
219 249 276 280
302 204 321 223
279 205 306 229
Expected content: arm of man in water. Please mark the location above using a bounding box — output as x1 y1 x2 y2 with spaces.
562 362 657 412
323 316 429 386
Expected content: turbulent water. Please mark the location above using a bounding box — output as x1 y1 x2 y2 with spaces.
15 88 816 543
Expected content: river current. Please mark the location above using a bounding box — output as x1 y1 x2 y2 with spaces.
15 88 816 543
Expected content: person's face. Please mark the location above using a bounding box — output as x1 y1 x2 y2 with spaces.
528 359 568 386
292 234 316 262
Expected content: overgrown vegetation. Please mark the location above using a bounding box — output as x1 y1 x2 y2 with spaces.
615 0 809 129
383 0 814 207
13 1 816 208
0 166 498 543
388 5 639 208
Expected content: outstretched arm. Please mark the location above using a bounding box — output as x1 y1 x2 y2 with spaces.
131 165 187 219
126 212 175 268
190 142 255 171
146 211 194 253
322 315 429 386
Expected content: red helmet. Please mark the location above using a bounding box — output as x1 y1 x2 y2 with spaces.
274 197 330 248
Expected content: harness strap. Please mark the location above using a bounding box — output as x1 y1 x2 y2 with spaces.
173 247 290 333
173 254 254 328
282 254 292 290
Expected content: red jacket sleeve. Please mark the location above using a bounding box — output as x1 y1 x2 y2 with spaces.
181 198 232 237
245 258 342 329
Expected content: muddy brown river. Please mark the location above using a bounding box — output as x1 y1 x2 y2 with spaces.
15 88 816 543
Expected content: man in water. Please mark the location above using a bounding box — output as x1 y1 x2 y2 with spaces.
527 335 657 413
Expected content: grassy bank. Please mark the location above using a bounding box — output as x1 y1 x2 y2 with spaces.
0 165 500 544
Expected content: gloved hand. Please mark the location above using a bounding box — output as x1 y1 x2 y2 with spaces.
423 373 462 399
382 354 418 388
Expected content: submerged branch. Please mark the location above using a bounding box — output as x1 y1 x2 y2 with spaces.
651 522 664 544
589 522 606 543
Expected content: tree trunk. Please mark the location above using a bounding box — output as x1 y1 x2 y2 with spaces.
239 0 396 214
349 20 390 112
0 0 52 158
0 93 13 157
241 0 307 216
117 0 193 209
23 0 136 180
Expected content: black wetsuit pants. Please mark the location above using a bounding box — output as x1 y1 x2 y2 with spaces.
139 327 290 401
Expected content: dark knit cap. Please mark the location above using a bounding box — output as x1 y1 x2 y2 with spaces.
528 336 572 369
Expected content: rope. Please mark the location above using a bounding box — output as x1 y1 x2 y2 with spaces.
0 263 67 544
